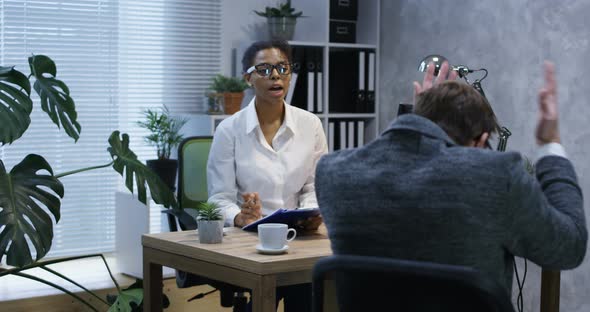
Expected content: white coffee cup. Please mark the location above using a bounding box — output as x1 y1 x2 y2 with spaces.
258 223 297 250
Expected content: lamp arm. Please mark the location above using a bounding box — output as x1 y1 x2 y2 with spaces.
472 81 486 99
470 78 512 152
496 127 512 152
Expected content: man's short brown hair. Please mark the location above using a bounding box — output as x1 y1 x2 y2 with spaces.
414 81 500 146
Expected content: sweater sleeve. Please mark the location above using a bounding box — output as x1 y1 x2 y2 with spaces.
505 155 587 269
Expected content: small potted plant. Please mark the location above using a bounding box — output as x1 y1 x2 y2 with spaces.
204 89 224 115
254 0 304 40
137 105 188 190
196 202 224 244
210 74 250 115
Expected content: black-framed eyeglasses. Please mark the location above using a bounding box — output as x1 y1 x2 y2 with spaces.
246 63 292 77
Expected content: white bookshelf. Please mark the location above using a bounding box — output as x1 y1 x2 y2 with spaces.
291 0 381 149
194 0 380 150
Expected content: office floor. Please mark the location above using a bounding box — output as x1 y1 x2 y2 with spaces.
165 284 284 312
2 280 285 312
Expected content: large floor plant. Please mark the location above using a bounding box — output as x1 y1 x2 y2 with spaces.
0 55 179 311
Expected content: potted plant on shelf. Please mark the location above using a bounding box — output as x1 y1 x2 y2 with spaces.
0 55 178 311
137 105 188 191
196 202 224 244
209 74 250 115
254 0 304 40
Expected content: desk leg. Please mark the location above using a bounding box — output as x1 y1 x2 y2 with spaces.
540 270 560 312
143 248 163 312
252 275 277 312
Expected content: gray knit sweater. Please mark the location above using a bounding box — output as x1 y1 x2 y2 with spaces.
316 114 587 294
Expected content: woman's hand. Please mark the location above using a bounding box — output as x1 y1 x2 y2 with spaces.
234 192 262 227
295 215 323 233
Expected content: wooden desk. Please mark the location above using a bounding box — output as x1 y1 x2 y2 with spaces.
142 227 332 312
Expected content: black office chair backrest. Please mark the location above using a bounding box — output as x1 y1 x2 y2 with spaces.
312 254 515 312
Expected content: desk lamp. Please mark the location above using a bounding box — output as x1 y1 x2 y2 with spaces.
417 54 511 152
418 54 524 312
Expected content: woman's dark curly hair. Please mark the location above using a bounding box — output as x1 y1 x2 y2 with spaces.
241 39 293 73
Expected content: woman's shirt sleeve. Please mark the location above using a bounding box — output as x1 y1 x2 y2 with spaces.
298 117 329 208
207 122 241 226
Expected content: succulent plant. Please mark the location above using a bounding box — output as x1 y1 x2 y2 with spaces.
197 202 223 221
254 0 303 18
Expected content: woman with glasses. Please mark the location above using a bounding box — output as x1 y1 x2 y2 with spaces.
206 39 327 311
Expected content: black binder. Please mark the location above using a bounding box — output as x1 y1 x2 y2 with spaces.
306 48 316 113
286 46 304 105
314 48 324 113
290 46 307 110
365 51 376 113
329 50 358 113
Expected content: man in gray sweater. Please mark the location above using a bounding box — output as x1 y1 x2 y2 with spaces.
315 61 587 296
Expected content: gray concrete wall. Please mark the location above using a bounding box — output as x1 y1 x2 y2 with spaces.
379 1 590 311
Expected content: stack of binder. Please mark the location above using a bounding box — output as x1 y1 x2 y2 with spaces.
328 119 365 152
287 46 324 114
329 49 376 113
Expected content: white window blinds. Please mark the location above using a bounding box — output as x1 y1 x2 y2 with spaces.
0 0 221 257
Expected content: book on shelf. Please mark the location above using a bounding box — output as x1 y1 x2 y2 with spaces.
357 120 365 147
347 120 355 149
329 118 367 150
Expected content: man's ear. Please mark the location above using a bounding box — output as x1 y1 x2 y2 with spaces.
474 132 490 148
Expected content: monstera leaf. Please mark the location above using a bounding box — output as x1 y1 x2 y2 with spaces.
0 66 33 145
29 55 81 142
108 288 143 312
0 154 64 267
108 131 178 210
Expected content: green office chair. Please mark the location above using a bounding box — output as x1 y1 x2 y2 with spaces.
312 254 515 312
166 136 249 311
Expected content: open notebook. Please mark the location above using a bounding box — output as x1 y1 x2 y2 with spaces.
242 207 320 232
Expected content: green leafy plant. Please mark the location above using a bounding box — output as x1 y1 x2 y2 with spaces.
210 74 250 93
137 105 188 160
196 202 223 221
0 55 179 311
106 279 170 311
254 0 303 18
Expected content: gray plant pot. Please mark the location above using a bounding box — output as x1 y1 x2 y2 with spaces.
267 17 297 40
197 220 224 244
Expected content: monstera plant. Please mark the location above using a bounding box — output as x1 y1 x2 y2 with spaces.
0 55 178 311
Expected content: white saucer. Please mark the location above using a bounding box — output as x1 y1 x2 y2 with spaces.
256 244 289 255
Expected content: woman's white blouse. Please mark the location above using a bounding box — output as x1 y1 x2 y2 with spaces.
207 98 328 226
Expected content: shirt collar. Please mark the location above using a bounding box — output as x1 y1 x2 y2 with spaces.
382 114 457 146
245 97 296 136
245 97 258 134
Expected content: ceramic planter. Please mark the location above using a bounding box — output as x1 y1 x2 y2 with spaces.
197 220 224 244
146 159 178 191
267 17 297 40
222 92 244 115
